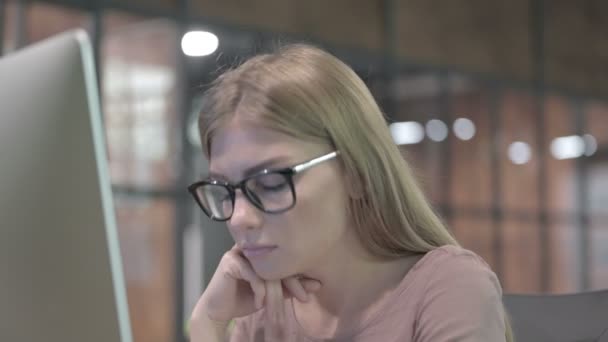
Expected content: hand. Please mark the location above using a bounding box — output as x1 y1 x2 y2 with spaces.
190 245 322 325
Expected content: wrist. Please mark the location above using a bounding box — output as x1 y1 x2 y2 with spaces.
190 311 230 341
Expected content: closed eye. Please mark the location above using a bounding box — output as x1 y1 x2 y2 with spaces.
259 182 288 192
247 173 289 193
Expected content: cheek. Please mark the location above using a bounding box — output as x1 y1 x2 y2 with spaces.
281 183 350 260
253 177 350 279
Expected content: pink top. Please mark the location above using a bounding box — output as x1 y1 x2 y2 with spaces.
229 245 506 341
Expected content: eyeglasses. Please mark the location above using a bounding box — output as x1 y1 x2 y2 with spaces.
188 151 340 221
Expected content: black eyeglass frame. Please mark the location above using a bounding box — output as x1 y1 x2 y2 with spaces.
188 151 340 221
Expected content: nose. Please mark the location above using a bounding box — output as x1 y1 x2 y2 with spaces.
228 191 263 231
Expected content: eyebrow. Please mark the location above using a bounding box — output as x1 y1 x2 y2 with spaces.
207 156 292 181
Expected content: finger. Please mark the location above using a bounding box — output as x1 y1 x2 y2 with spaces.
225 254 266 309
265 280 286 325
300 278 322 293
282 277 309 302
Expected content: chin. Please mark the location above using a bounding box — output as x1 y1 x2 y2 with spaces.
252 264 289 281
249 260 293 281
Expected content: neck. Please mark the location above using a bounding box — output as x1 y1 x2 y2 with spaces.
295 232 422 337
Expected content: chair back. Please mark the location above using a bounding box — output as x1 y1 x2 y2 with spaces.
503 290 608 342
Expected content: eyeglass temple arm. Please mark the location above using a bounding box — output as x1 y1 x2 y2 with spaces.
292 151 339 173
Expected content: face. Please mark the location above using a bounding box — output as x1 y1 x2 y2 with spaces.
208 117 352 280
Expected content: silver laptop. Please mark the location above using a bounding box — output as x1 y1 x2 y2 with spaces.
0 30 132 342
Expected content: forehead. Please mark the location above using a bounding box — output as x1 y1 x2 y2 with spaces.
208 119 318 179
210 119 292 156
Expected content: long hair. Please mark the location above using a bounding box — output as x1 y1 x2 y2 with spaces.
199 44 513 341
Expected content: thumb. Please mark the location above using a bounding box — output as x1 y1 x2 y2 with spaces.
264 280 286 341
300 278 322 293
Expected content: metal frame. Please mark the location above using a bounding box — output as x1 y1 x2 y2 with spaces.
22 0 608 103
14 0 26 48
0 0 5 56
174 1 191 341
90 0 102 90
437 70 452 222
574 100 591 290
489 85 505 280
531 0 551 292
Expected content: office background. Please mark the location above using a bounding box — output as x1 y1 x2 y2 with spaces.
1 1 607 341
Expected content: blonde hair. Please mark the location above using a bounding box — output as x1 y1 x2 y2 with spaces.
200 44 457 256
199 44 513 341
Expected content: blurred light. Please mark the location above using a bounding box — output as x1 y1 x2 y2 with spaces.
453 117 476 140
550 135 585 160
508 141 532 165
181 31 219 57
583 134 598 156
188 110 202 148
426 119 448 142
390 121 425 145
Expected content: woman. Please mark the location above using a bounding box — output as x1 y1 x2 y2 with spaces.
189 44 513 341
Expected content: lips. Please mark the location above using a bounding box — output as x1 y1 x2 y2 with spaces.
241 245 277 258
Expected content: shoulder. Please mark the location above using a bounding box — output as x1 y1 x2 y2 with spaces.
419 244 492 266
411 244 504 320
416 244 501 293
411 245 506 341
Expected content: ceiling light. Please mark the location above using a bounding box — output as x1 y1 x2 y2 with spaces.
389 121 425 145
181 31 219 57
